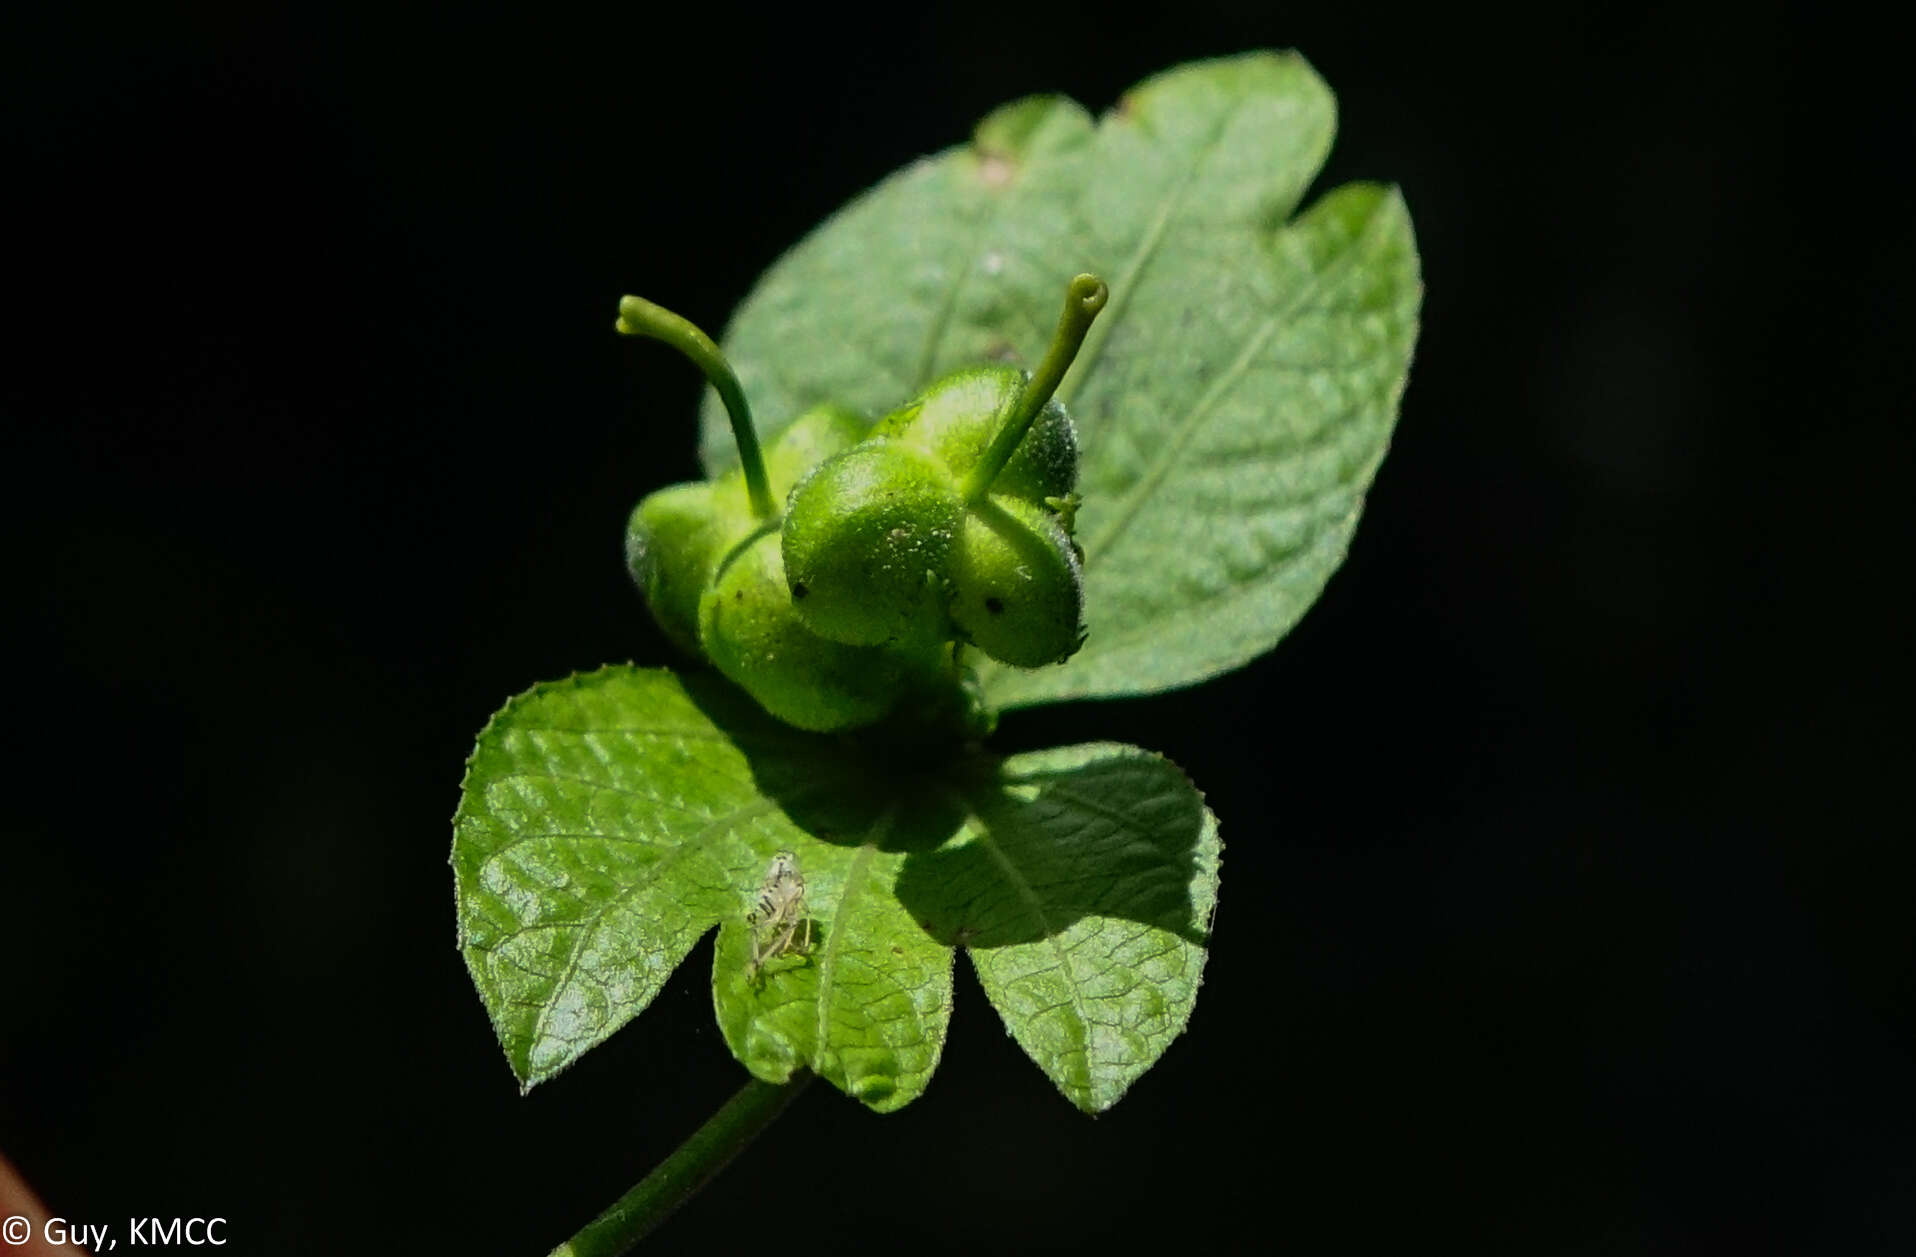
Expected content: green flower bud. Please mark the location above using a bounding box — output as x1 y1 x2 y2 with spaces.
780 441 963 646
699 530 920 732
947 494 1086 668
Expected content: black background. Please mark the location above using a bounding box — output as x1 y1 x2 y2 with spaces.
5 4 1913 1255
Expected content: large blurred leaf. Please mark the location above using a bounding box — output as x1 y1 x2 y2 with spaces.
699 51 1420 708
453 666 1218 1111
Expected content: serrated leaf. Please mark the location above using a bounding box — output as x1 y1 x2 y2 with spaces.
451 665 879 1091
711 821 957 1114
699 51 1420 708
453 667 1217 1112
896 744 1220 1112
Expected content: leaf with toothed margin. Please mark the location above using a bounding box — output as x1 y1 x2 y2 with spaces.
452 666 1218 1112
449 664 913 1097
698 51 1420 710
710 822 958 1114
898 743 1221 1112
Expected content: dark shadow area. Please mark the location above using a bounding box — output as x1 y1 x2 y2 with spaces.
684 672 1210 951
895 750 1212 949
680 671 972 854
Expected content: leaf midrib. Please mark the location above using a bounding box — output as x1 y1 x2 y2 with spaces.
1055 97 1247 412
958 785 1094 1095
814 811 891 1065
514 796 786 1077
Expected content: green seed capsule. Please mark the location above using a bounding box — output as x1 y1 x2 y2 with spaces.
618 274 1105 734
625 481 729 656
763 404 870 497
780 441 963 647
876 365 1079 506
947 494 1086 668
699 530 915 732
627 406 868 658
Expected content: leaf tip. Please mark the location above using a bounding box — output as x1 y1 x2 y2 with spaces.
847 1073 900 1110
968 93 1091 189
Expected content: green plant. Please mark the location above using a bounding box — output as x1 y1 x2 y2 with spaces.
452 50 1419 1254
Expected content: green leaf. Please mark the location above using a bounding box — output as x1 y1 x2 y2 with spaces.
453 666 1217 1112
450 665 932 1099
710 816 959 1114
699 51 1420 708
900 743 1222 1113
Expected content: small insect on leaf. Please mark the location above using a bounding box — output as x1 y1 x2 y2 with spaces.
746 849 812 982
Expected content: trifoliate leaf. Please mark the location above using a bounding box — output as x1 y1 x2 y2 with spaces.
453 667 1217 1112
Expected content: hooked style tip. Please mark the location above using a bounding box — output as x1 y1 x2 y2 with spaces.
1068 273 1109 315
614 295 657 336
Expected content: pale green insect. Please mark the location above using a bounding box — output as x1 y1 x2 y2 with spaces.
745 849 811 981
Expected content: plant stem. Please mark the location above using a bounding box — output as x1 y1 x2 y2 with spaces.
960 273 1108 504
548 1071 813 1257
616 295 776 518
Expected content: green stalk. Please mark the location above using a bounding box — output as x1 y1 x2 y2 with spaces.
960 273 1108 504
548 1072 813 1257
617 295 775 518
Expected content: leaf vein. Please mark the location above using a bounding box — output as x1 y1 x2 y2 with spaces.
1081 190 1398 565
814 811 891 1060
523 798 781 1057
957 787 1094 1084
1056 94 1250 409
